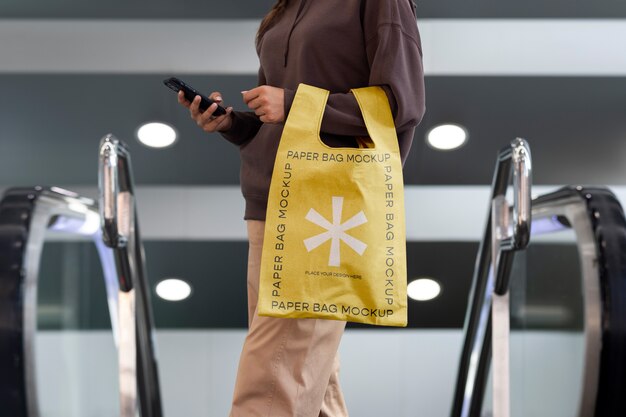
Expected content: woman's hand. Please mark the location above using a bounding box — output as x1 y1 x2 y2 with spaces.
242 86 285 124
178 90 233 133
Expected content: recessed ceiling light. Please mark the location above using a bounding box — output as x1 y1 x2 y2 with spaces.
408 278 442 301
156 278 192 301
426 124 468 151
137 122 177 148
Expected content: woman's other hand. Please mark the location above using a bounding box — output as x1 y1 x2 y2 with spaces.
242 86 285 124
178 90 233 133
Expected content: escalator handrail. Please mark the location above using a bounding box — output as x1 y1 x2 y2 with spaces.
493 138 532 295
0 187 118 417
577 187 626 416
452 184 625 417
450 138 532 417
98 134 163 417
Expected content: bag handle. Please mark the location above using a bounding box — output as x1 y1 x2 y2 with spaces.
283 84 329 136
283 83 398 152
351 86 397 151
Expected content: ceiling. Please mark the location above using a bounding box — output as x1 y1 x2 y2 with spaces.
1 2 625 189
2 0 626 19
1 74 625 187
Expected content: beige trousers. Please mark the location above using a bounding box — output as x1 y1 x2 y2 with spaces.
229 220 349 417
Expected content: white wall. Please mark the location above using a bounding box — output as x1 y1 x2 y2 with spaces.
35 329 586 417
13 184 626 243
2 20 626 76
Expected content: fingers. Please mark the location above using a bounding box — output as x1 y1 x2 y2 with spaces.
189 95 204 119
198 107 233 133
177 90 191 108
247 95 271 120
178 89 232 133
197 102 220 126
242 86 283 123
195 102 232 132
258 113 280 124
241 87 261 105
246 88 268 115
209 91 223 104
247 96 264 111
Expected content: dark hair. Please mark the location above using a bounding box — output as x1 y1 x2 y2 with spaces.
257 0 289 46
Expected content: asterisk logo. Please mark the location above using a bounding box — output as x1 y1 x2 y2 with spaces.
303 196 368 267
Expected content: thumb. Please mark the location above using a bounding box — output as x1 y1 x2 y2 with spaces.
241 86 260 104
209 91 223 102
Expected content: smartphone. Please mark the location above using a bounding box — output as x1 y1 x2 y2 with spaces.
163 77 227 116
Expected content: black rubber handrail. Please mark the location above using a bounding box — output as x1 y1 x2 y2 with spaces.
0 188 42 417
578 187 626 416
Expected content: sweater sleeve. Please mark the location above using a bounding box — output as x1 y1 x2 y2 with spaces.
283 0 425 138
220 67 265 146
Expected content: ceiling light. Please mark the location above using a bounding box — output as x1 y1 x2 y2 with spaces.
137 122 177 148
408 278 442 301
426 124 468 151
156 278 192 301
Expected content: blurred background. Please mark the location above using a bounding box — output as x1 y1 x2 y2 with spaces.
1 1 625 416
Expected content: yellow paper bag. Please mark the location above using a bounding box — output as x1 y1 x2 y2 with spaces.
258 84 407 327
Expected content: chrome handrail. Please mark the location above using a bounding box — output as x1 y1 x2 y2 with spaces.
98 134 163 417
490 139 532 417
492 138 532 295
450 138 532 417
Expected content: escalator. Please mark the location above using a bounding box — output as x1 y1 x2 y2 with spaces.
4 134 625 417
0 186 119 417
0 135 162 417
451 140 626 416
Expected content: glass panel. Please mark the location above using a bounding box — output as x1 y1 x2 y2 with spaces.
482 362 493 417
35 232 119 417
509 224 585 417
480 221 584 417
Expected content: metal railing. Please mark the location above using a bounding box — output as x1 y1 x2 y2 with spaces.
450 138 532 417
450 138 626 416
99 134 163 417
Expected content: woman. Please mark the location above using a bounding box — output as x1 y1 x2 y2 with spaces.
178 1 425 415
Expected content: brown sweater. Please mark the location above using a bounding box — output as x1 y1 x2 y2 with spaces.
222 0 426 220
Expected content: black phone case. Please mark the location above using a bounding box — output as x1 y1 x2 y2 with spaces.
163 77 227 116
